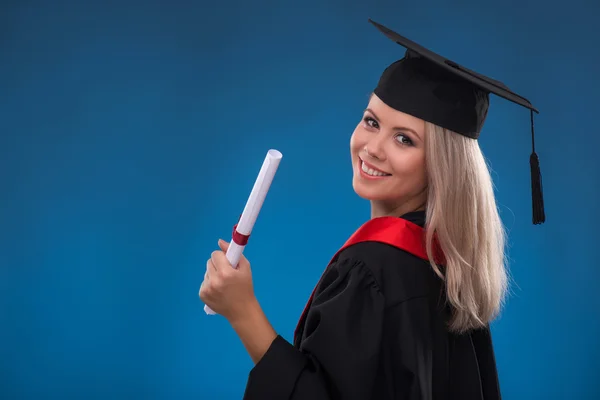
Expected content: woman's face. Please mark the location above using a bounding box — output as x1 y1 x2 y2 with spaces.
350 94 428 217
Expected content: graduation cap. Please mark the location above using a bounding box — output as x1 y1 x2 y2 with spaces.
368 19 545 225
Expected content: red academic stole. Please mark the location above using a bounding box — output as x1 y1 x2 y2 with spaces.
293 216 444 344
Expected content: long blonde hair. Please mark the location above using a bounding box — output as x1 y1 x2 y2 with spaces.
423 122 508 333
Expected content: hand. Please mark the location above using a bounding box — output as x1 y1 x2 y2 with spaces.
199 239 257 322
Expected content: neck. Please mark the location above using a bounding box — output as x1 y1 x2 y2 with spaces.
370 199 426 219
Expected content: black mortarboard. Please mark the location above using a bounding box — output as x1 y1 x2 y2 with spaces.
369 19 545 225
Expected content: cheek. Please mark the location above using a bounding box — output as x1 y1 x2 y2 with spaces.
350 127 368 152
411 157 428 187
391 153 427 181
349 130 361 153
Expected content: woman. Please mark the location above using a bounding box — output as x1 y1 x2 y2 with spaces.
200 19 545 399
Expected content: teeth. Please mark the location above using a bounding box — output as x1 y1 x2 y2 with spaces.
361 161 389 177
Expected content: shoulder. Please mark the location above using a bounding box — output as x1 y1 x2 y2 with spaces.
334 241 444 306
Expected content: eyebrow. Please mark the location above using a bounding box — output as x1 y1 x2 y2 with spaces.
365 108 422 141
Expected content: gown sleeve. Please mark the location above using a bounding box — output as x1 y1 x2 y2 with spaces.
242 256 387 400
383 296 435 400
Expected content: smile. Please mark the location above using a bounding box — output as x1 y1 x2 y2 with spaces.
360 159 391 178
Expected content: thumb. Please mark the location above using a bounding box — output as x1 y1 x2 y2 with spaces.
219 239 251 270
218 239 229 251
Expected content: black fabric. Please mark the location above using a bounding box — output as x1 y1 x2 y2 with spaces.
374 51 489 139
369 18 537 139
242 211 502 399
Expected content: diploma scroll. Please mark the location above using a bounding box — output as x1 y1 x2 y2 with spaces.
204 149 283 315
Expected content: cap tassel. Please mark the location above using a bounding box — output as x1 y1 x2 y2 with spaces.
529 109 545 224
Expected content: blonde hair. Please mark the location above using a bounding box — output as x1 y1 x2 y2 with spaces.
423 122 508 333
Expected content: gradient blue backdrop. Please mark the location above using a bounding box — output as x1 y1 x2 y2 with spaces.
1 1 599 399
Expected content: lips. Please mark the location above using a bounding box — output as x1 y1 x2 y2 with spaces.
360 158 391 177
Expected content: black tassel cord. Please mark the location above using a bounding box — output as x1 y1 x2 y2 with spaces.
530 109 545 225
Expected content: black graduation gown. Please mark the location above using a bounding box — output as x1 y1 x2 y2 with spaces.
242 211 502 400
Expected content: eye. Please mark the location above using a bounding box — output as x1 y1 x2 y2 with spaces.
363 116 379 129
395 134 414 146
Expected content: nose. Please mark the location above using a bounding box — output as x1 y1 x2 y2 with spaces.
364 137 386 160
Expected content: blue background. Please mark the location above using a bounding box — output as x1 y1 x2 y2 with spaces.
1 1 599 398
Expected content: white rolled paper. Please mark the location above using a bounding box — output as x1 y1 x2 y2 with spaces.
204 149 283 315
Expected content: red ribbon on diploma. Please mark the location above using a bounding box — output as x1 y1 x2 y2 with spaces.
232 223 250 246
231 214 250 246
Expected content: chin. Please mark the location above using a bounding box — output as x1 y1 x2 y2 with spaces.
352 178 387 201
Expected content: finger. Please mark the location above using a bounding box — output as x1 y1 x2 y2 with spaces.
199 279 206 298
218 239 250 267
206 258 217 274
218 239 229 251
211 250 230 272
216 240 235 265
